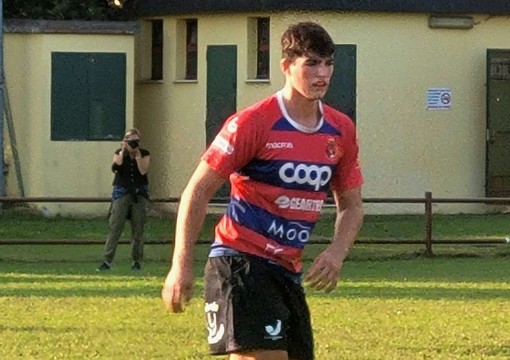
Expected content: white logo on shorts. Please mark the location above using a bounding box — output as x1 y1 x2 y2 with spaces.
205 302 225 345
264 319 283 340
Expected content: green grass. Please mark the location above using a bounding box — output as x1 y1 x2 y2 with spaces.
2 209 510 241
1 250 510 359
1 210 510 358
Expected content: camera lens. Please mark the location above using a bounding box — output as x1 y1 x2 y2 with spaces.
128 140 139 148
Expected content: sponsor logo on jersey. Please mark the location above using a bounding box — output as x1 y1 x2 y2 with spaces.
264 243 284 255
226 116 238 133
274 195 324 212
279 162 332 191
268 220 311 243
211 135 234 155
265 142 294 149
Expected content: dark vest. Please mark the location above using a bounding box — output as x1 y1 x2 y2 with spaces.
111 148 150 194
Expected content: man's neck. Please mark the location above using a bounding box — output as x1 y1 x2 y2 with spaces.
280 87 322 128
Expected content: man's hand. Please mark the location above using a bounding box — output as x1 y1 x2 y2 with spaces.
161 265 195 313
304 245 345 293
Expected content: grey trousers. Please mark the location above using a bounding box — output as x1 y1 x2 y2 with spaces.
103 194 148 264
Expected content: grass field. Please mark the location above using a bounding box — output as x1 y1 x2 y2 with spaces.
1 211 510 359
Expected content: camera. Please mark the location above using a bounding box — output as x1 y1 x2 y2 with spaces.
127 140 139 149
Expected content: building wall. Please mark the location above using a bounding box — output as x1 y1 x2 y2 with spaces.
4 30 135 216
134 11 510 214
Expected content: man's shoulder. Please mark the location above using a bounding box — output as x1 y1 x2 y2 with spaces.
236 94 279 121
322 104 356 131
322 103 353 122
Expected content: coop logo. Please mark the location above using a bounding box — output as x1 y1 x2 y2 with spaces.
268 220 311 243
274 196 324 212
205 301 225 345
266 142 294 149
211 135 234 155
279 163 332 191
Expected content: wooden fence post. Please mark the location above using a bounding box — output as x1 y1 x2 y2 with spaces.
424 191 433 256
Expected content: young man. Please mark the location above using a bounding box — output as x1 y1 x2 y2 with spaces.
162 22 364 360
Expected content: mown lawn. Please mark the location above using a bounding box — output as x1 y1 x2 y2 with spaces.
1 210 510 359
1 248 509 360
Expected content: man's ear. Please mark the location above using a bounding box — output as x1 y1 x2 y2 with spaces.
280 58 291 74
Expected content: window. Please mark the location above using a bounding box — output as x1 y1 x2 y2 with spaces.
256 17 270 79
51 52 126 141
151 19 163 80
247 17 270 80
185 19 198 80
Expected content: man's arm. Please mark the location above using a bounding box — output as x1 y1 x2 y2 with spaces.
162 160 225 313
304 186 364 292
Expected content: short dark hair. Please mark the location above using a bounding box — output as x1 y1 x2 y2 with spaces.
281 22 334 59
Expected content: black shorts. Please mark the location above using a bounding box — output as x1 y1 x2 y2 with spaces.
204 253 314 360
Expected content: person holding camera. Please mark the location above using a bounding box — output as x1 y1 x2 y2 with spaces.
97 128 151 272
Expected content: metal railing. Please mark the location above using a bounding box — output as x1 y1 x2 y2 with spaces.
1 191 510 255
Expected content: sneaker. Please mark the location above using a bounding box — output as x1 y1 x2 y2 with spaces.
131 262 142 271
96 262 111 272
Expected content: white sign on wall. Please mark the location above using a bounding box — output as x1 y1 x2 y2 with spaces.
427 87 452 110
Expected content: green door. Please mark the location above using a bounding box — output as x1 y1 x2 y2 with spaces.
324 45 356 121
206 45 237 198
206 45 237 145
486 49 510 196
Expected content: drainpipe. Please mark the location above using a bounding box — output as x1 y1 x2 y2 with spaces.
0 0 5 206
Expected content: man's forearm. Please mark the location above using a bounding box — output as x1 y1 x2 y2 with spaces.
172 186 208 267
330 205 364 262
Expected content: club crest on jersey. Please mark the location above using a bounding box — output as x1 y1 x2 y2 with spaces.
326 138 340 160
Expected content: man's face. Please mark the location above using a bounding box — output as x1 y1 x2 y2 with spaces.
285 53 334 100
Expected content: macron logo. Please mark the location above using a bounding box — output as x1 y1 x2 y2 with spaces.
266 142 294 149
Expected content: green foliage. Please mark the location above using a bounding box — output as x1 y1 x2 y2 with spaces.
3 0 138 21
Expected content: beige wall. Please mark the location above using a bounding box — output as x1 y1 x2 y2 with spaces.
135 12 510 214
4 30 135 216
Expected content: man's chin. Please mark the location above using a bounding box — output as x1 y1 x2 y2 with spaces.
307 93 326 101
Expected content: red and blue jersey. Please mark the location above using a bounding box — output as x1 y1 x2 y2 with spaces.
202 92 363 273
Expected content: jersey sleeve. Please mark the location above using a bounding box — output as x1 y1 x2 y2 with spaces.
331 119 364 192
202 110 266 179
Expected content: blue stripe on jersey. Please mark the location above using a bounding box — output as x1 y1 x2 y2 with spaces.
271 117 342 136
239 159 334 192
226 197 316 248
